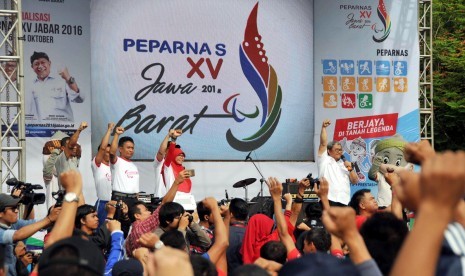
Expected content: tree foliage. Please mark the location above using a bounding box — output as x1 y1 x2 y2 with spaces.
432 0 465 150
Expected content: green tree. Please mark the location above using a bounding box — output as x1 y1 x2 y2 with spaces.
432 0 465 150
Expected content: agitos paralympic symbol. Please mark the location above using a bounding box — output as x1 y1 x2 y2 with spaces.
372 0 391 43
223 2 283 152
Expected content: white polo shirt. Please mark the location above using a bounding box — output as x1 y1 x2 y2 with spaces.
91 157 112 201
153 156 166 197
110 156 139 194
317 151 351 205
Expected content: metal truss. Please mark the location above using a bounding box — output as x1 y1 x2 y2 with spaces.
0 0 25 188
418 0 434 147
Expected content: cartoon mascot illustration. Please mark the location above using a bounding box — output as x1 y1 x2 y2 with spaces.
368 134 413 208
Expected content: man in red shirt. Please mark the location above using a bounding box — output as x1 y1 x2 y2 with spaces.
125 170 189 256
348 189 379 229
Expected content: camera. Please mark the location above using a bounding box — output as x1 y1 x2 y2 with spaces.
52 190 66 207
187 214 194 224
218 199 228 207
306 173 320 188
113 201 123 221
6 178 45 205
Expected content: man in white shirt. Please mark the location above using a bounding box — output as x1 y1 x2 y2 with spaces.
26 51 83 122
317 119 359 206
43 122 87 189
92 123 114 225
109 126 139 208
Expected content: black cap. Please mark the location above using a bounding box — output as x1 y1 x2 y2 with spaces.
38 237 105 275
279 252 360 276
112 259 143 276
0 194 20 211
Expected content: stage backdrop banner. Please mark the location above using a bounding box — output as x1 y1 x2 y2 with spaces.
21 0 93 214
313 0 420 197
90 0 314 161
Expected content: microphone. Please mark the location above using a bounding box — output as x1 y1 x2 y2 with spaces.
340 155 346 162
245 151 252 161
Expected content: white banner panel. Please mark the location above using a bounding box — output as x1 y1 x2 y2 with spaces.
21 0 92 216
314 0 420 197
91 0 314 160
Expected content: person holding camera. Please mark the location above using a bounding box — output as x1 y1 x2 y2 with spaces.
163 129 193 194
318 119 359 206
0 194 60 276
154 202 211 255
43 122 87 189
13 241 32 276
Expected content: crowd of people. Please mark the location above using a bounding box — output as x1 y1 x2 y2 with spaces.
0 120 464 276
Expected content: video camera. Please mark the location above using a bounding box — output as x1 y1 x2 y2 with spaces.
6 178 45 205
52 190 66 207
306 173 320 188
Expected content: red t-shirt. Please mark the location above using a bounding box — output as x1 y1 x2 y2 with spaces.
287 248 302 261
355 215 368 230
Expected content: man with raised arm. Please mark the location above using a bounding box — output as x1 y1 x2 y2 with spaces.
92 123 114 225
318 119 358 206
26 51 83 122
109 126 139 208
43 122 87 188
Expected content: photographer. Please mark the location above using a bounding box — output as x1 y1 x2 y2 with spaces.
105 200 131 237
13 241 32 276
0 194 60 276
11 187 34 221
154 202 211 255
7 178 47 222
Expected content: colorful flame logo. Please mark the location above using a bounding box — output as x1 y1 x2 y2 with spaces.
224 2 282 152
372 0 391 43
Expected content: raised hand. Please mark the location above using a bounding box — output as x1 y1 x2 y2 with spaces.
107 123 115 132
60 170 82 194
137 232 160 249
78 122 88 131
48 205 62 222
173 129 183 138
115 126 124 135
178 212 190 231
283 193 292 203
419 151 465 213
58 67 70 81
404 140 436 165
174 170 189 185
314 177 329 200
322 207 358 241
396 170 421 211
202 197 218 210
322 119 331 128
106 219 121 233
267 177 283 201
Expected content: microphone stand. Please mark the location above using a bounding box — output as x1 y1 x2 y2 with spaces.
246 152 266 198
